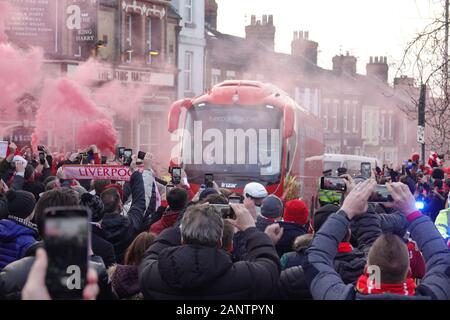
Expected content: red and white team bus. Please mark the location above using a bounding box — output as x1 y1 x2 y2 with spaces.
167 80 324 207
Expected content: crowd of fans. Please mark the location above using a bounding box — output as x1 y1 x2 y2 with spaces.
0 142 450 300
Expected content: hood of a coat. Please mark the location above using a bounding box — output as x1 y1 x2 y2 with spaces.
157 245 233 289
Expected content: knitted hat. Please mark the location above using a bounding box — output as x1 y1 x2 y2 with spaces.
261 195 283 219
284 199 309 225
80 193 105 222
6 190 36 219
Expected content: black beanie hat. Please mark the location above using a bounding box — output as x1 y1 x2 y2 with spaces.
6 190 36 219
80 193 104 222
313 204 340 232
432 168 445 180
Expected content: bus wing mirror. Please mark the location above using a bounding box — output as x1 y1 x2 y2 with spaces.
283 106 294 138
168 99 193 133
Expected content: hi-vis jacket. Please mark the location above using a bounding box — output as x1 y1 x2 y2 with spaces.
435 208 450 243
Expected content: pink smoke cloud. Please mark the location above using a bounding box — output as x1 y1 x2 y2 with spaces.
0 44 43 114
76 119 118 155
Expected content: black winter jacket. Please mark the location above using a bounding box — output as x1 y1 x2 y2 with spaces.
139 226 281 300
100 171 146 263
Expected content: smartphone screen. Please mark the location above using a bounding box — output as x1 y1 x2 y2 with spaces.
172 167 181 184
123 149 132 165
320 176 346 192
44 206 90 300
228 196 241 204
137 151 146 160
117 147 125 159
39 152 46 161
361 162 371 179
205 173 214 188
368 185 393 202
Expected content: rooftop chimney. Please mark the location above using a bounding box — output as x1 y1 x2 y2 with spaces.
245 14 276 51
291 30 319 65
205 0 218 30
332 53 357 76
366 55 389 83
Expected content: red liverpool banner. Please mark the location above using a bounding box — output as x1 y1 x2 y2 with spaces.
62 165 143 181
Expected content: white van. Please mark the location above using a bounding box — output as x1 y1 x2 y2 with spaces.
306 154 380 177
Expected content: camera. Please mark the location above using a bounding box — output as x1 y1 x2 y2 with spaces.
368 185 393 202
210 204 236 219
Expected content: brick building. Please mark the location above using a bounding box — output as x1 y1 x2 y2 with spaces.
204 1 420 165
2 0 180 164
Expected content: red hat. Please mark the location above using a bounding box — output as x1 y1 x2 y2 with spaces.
104 184 125 202
411 153 420 162
283 199 309 226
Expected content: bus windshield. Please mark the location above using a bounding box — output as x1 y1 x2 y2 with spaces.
181 104 282 186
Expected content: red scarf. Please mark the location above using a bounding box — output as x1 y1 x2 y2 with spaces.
337 242 353 253
356 273 416 296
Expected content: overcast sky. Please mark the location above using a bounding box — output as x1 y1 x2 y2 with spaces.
216 0 441 77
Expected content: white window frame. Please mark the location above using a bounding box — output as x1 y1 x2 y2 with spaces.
211 68 221 86
184 51 193 93
343 101 350 133
226 70 236 80
332 101 339 132
322 99 329 131
362 110 369 139
185 0 193 24
125 14 133 63
380 111 386 139
388 112 393 139
352 101 358 133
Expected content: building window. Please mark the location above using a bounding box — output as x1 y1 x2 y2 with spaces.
125 14 133 63
352 104 358 133
226 70 236 80
211 69 221 86
304 88 311 112
184 51 193 92
185 0 193 23
322 100 329 131
343 101 350 133
332 102 339 132
380 112 386 139
362 110 369 139
388 113 393 139
146 17 152 64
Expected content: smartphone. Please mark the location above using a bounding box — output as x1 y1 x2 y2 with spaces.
205 173 214 188
361 162 371 179
101 155 107 164
39 152 46 161
320 176 347 192
117 147 125 159
0 179 9 193
37 145 45 152
123 149 132 165
228 195 242 204
137 151 147 161
368 185 393 202
43 206 91 300
211 204 236 219
172 167 182 185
